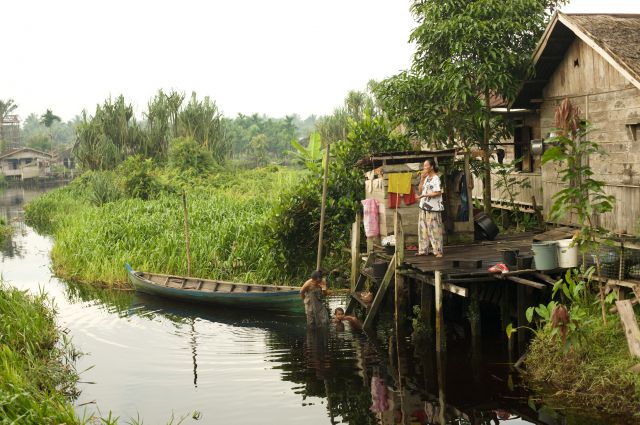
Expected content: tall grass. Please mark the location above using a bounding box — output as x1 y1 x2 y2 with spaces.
0 283 80 423
26 167 305 287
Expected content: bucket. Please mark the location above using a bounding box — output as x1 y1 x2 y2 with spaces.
557 238 578 268
532 241 558 271
500 248 520 268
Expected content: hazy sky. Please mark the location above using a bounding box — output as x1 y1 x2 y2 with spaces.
3 0 639 122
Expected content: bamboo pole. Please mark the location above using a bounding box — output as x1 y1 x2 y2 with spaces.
316 143 330 271
182 189 192 276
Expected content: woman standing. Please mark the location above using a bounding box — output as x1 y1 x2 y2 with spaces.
416 159 444 257
300 270 330 327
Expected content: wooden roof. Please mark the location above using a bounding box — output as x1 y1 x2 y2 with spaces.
512 13 640 109
355 149 456 169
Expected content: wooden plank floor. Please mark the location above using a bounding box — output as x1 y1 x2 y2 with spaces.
403 233 534 276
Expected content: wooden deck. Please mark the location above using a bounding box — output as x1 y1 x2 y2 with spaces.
402 233 534 277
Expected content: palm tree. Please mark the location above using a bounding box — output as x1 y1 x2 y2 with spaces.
40 109 61 148
40 109 61 128
0 99 18 142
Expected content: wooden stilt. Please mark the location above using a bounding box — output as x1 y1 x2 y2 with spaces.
421 283 434 332
316 143 330 271
350 212 362 292
516 284 527 352
468 284 481 341
435 270 443 353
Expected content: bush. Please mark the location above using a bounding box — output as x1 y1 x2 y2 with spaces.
117 155 164 200
168 136 213 179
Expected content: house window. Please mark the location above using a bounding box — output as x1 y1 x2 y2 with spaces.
514 126 538 172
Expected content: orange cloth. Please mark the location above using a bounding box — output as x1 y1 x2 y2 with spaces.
388 187 416 208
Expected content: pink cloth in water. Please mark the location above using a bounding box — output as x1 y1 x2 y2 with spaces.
370 376 389 413
361 199 380 237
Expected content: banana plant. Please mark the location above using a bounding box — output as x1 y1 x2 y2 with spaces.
287 131 324 172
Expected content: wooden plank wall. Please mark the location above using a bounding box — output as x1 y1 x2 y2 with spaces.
538 38 640 235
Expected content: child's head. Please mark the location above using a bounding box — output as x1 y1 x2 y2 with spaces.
310 270 323 282
334 307 345 320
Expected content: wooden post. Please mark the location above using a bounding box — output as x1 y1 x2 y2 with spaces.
421 283 433 333
464 152 474 226
395 215 406 322
182 189 192 276
350 212 362 292
435 270 443 353
616 300 640 358
316 143 330 271
516 284 527 352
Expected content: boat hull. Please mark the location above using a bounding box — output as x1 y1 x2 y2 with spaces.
127 266 305 315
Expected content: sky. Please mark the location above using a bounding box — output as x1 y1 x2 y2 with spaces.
2 0 640 123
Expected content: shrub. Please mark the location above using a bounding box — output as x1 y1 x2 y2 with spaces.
117 155 164 200
168 136 213 179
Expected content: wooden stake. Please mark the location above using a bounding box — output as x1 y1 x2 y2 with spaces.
616 300 640 358
350 212 362 292
182 189 192 276
435 270 443 353
316 143 330 271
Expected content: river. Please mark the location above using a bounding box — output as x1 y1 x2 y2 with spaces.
0 186 613 424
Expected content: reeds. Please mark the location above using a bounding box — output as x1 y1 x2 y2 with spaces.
0 283 80 423
26 167 304 287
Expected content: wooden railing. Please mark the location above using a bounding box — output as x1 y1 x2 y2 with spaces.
472 172 543 211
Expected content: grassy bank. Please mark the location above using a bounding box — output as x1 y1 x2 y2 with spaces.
25 166 308 287
521 273 640 417
0 283 80 423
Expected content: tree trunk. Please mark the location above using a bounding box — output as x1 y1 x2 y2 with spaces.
482 92 492 214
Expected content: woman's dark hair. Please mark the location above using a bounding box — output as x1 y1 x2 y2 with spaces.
334 307 345 314
426 158 439 172
310 270 323 281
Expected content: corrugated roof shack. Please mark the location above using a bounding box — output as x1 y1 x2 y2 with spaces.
355 150 475 250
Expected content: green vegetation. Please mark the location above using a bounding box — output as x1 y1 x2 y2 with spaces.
0 283 80 423
0 216 11 242
26 166 305 287
375 0 566 213
517 270 640 415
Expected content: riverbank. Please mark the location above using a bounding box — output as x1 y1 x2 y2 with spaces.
521 277 640 418
0 217 10 242
24 166 318 288
0 282 80 423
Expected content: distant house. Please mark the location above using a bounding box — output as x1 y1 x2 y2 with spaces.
0 147 53 180
474 13 640 235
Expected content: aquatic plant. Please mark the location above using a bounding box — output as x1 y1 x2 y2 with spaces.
26 167 305 287
0 283 80 423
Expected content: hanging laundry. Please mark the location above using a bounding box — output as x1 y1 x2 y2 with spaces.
387 172 412 195
388 186 416 208
361 198 380 237
403 186 416 205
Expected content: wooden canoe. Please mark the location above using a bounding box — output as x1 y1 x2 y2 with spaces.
126 264 305 314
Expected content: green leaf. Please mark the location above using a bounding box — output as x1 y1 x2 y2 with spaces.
506 323 516 339
526 307 534 323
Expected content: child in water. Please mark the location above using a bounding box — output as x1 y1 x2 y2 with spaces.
333 307 362 331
